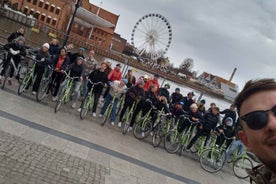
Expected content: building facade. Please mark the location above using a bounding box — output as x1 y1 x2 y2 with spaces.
8 0 120 50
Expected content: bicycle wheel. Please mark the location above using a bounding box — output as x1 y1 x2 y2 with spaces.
164 131 180 153
233 157 253 179
200 148 224 173
152 124 163 147
122 109 131 135
54 97 62 113
18 73 31 95
101 104 111 126
36 78 49 102
80 95 92 120
1 64 11 89
122 122 130 135
133 119 152 140
17 64 28 83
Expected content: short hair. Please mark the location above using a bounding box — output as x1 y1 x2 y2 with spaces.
190 103 198 109
235 79 276 115
212 106 220 112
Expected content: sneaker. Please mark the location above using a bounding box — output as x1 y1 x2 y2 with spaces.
52 96 58 102
8 80 12 86
111 122 115 126
185 147 190 152
141 132 145 137
77 108 82 112
98 114 103 118
71 102 76 109
32 91 36 95
92 112 96 117
118 122 122 128
128 126 133 132
150 131 154 136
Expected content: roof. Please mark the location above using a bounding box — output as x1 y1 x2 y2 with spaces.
72 6 115 28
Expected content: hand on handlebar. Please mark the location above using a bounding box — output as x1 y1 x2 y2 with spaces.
9 48 20 55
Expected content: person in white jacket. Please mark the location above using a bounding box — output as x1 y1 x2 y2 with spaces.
99 79 128 125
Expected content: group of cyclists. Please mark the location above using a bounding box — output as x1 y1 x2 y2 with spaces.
0 28 247 174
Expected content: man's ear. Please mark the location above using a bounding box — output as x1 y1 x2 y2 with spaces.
238 130 251 151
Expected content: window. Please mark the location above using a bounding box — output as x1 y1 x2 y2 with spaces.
46 16 51 24
44 3 49 10
23 7 28 14
50 6 54 12
41 14 45 21
34 11 40 18
52 19 57 26
38 1 43 8
30 9 34 15
33 0 38 5
50 5 54 12
55 7 60 15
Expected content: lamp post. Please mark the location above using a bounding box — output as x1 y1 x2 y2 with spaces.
63 0 82 46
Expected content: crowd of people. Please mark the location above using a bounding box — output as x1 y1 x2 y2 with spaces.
1 28 275 184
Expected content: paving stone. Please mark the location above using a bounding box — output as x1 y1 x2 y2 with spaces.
0 130 109 184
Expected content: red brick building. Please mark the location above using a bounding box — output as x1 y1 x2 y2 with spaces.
9 0 122 50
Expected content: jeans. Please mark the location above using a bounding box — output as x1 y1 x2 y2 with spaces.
82 78 89 96
58 79 81 103
100 93 118 122
226 140 245 162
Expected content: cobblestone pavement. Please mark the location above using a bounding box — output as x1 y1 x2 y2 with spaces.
0 130 109 184
0 80 252 184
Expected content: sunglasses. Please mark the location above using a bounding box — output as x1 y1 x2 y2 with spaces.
240 105 276 130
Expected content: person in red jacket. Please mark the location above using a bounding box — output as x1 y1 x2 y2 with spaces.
104 63 122 98
108 63 122 82
143 74 160 92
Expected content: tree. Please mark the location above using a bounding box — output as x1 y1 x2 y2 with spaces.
179 58 194 75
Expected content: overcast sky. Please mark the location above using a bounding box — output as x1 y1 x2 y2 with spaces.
90 0 276 90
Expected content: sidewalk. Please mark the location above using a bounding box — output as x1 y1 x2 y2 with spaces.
0 83 250 184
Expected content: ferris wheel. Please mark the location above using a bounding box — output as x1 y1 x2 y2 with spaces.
131 13 172 61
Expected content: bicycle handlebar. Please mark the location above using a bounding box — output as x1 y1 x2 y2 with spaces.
87 79 103 86
62 71 80 80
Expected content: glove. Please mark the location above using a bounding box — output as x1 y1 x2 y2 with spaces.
9 48 20 55
40 58 45 62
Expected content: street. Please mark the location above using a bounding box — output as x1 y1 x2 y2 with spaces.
0 82 250 184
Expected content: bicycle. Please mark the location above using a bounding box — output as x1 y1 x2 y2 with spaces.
36 65 53 102
232 148 254 179
116 94 125 115
164 115 192 153
54 71 79 113
101 95 117 126
1 51 28 89
133 107 153 140
199 134 233 173
122 101 138 134
17 56 44 95
152 112 172 147
79 80 103 120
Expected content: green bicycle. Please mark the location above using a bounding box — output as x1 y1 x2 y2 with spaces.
133 107 153 140
54 71 79 113
152 112 172 148
36 65 53 102
79 80 103 120
199 134 233 173
101 95 117 126
17 57 44 95
122 102 138 134
164 115 191 153
232 148 254 179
